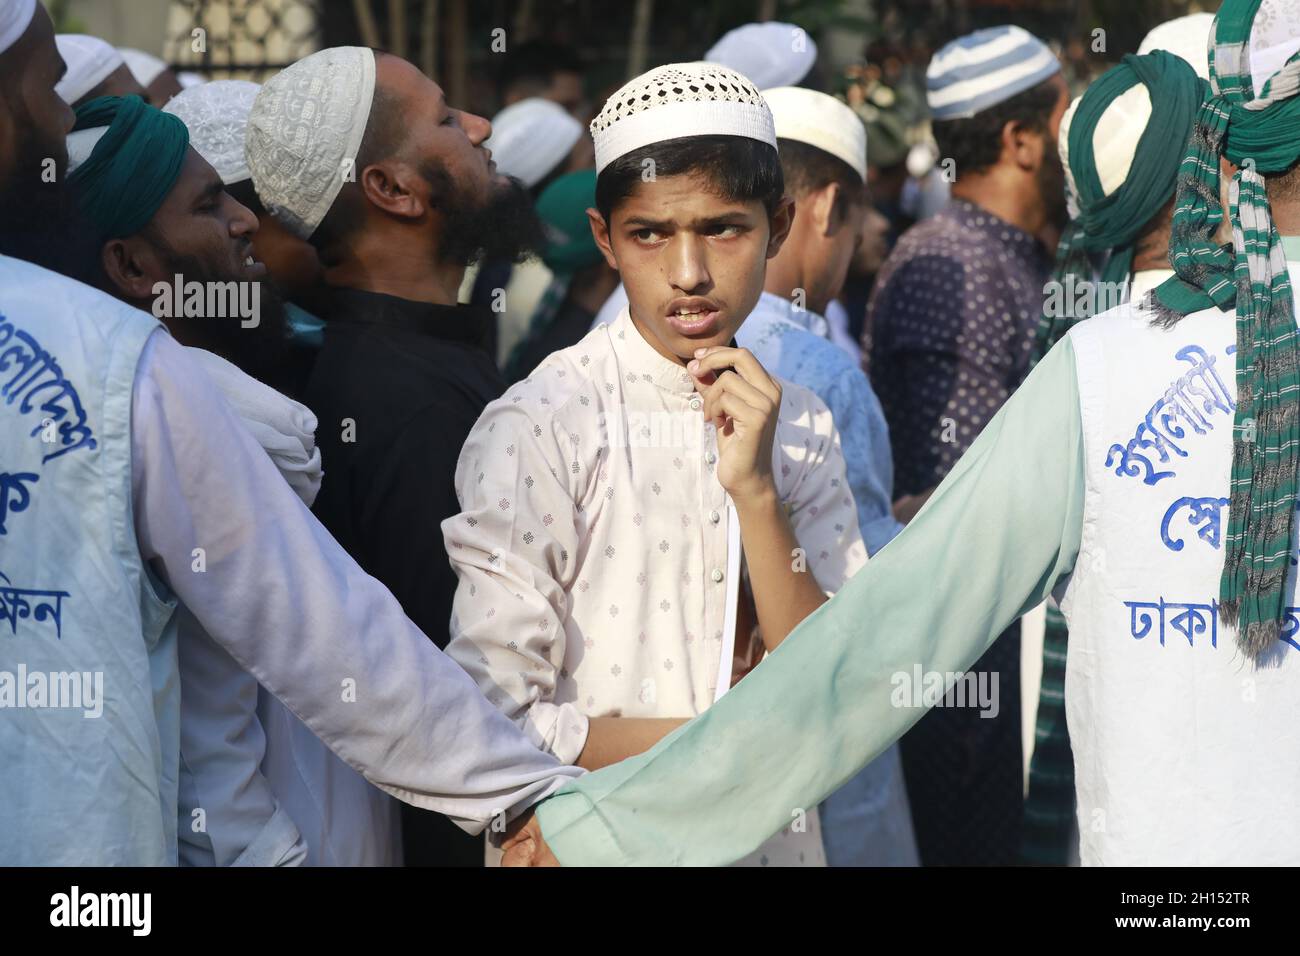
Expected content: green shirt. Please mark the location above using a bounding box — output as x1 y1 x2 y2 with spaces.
536 336 1087 865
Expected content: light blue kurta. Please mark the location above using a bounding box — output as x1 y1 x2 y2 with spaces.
534 334 1086 864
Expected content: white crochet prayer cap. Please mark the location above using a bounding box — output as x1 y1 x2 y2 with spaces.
763 86 866 183
927 25 1060 121
1057 82 1151 200
1137 13 1214 80
484 97 583 188
590 61 775 174
245 46 376 240
118 47 169 86
1242 0 1300 98
164 80 261 185
54 34 123 105
0 0 35 57
65 126 108 176
704 21 817 89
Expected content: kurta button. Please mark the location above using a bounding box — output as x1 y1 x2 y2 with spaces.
705 451 717 464
689 397 702 412
709 510 721 524
711 568 724 583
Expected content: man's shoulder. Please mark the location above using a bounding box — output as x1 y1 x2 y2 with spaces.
0 256 158 337
743 316 866 413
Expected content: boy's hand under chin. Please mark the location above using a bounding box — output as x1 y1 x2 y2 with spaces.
687 346 782 505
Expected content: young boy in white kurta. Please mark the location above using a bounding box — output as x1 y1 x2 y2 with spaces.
444 62 867 866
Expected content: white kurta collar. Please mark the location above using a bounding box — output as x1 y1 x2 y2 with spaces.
609 307 698 396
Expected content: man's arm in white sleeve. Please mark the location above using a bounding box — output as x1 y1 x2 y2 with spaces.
130 329 582 831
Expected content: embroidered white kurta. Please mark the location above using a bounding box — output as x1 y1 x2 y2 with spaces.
444 309 866 865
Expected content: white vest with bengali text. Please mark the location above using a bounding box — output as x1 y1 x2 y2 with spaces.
1063 277 1300 865
0 256 177 865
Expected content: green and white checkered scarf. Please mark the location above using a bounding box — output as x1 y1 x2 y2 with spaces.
1145 0 1300 659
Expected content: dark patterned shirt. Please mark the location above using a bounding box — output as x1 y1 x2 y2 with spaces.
864 198 1050 495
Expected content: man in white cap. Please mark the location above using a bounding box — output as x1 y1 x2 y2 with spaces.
246 46 548 866
705 21 818 89
54 33 147 107
505 0 1300 868
445 61 867 867
165 79 327 383
0 0 580 865
861 24 1068 866
158 78 398 865
737 85 917 867
119 46 183 105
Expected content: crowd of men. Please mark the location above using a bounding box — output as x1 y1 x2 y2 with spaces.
0 0 1297 867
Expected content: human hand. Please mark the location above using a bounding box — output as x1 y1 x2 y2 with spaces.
687 346 782 505
500 812 560 867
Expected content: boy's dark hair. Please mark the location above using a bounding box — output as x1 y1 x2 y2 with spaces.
594 134 784 223
776 137 865 226
498 40 583 99
931 77 1060 176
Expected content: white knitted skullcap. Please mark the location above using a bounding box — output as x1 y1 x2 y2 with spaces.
1057 82 1151 201
1243 0 1300 98
0 0 35 57
927 25 1060 121
485 97 583 188
763 86 866 183
118 47 168 86
1137 13 1214 80
54 34 123 105
704 21 817 89
246 47 376 239
164 79 261 185
590 61 775 173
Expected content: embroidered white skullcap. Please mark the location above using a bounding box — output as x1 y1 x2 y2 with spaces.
927 25 1060 121
484 97 583 188
246 46 376 239
704 21 817 89
118 47 168 86
54 34 124 105
763 86 866 183
1138 13 1214 80
1057 82 1151 201
1243 0 1300 98
65 125 109 176
0 0 35 57
590 61 775 174
164 80 260 185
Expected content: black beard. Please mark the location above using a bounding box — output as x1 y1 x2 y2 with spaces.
154 248 291 384
1039 147 1069 232
423 163 547 267
0 144 102 284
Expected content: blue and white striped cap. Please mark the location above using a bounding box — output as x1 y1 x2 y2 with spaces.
927 25 1060 121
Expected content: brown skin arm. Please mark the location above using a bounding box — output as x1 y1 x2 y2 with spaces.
574 717 688 771
893 487 936 524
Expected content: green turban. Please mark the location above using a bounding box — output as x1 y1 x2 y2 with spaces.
68 95 190 241
1036 51 1208 355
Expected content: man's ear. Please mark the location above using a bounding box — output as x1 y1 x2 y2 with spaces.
587 208 619 271
766 195 795 258
811 182 849 238
100 236 167 302
359 160 422 221
1002 118 1043 172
